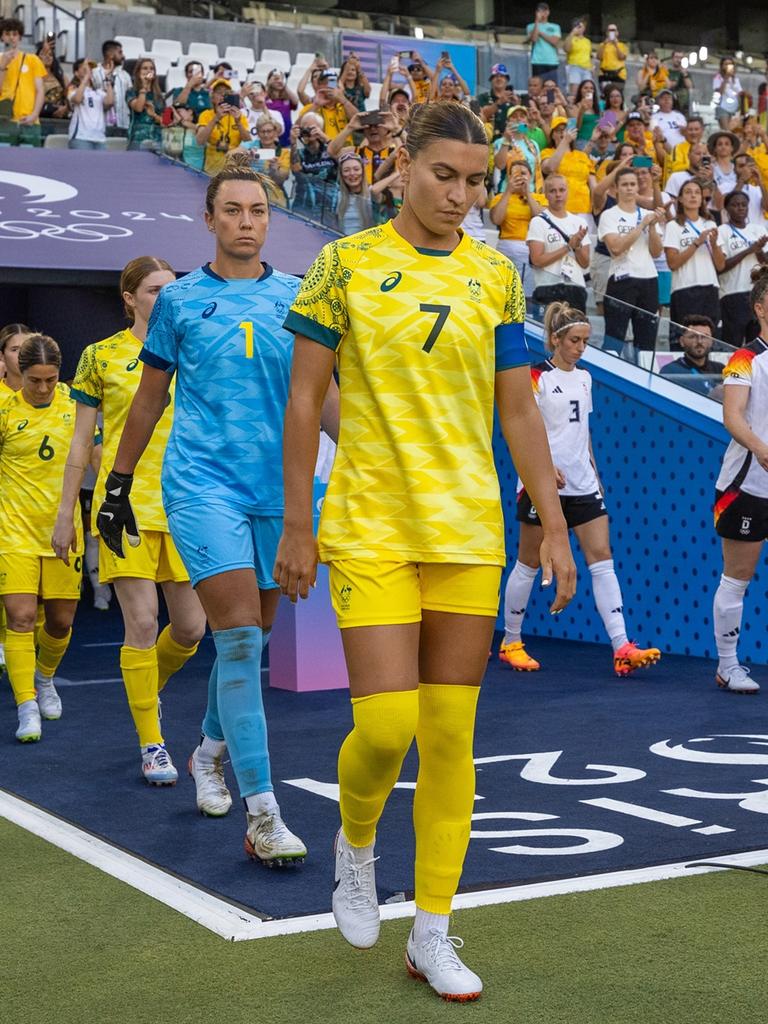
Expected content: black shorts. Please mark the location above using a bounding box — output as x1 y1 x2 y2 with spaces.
715 488 768 542
517 490 608 529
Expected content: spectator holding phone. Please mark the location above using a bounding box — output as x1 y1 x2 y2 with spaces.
338 54 370 112
494 106 544 192
716 191 768 346
489 160 546 295
298 72 355 140
126 58 165 150
92 41 131 137
712 58 744 129
570 79 600 146
563 17 592 98
327 109 398 184
526 3 561 80
0 17 45 139
239 112 291 189
405 52 433 104
598 166 664 357
195 78 250 174
36 39 68 120
67 58 112 150
290 110 336 179
636 52 670 100
297 56 329 106
428 54 470 102
664 179 723 333
665 51 693 117
731 153 768 225
596 23 627 88
265 69 298 145
172 61 211 124
541 119 595 223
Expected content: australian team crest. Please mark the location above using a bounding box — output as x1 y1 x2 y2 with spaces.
468 278 481 300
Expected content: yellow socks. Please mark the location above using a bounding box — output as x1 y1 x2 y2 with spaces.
33 604 45 648
36 627 71 680
5 629 36 705
120 645 162 747
0 603 6 647
156 625 199 692
413 684 480 915
338 689 419 848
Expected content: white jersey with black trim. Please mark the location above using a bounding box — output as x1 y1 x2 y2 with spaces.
521 360 600 497
717 339 768 499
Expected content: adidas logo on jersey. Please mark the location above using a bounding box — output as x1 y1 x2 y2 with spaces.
552 385 563 394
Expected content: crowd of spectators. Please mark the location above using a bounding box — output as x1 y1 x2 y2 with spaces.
3 9 768 374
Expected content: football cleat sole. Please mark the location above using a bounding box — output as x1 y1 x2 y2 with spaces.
244 837 306 868
715 673 760 695
405 953 482 1003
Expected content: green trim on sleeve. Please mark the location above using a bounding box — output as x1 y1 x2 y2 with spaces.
283 310 341 351
69 387 100 408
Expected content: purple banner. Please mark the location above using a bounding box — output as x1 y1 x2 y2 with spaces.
0 150 335 276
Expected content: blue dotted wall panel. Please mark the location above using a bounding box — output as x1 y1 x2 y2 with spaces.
494 345 766 666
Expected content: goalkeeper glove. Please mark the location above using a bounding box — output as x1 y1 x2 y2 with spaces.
97 470 140 558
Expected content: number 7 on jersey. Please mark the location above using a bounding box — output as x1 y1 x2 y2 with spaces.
419 303 450 353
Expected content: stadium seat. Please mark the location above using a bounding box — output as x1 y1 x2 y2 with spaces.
150 39 183 63
165 65 187 92
259 48 291 72
365 84 382 110
186 42 221 68
144 54 172 77
224 46 256 71
114 35 145 61
252 61 278 81
293 52 316 69
43 133 69 149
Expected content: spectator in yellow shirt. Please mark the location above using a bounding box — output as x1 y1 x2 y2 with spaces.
622 111 659 163
489 159 546 296
540 117 596 218
0 17 45 139
297 73 357 140
596 23 628 88
196 78 251 174
636 52 670 99
563 17 593 99
664 115 705 182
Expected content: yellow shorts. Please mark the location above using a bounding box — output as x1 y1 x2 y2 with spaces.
99 530 189 585
329 560 502 629
0 552 82 600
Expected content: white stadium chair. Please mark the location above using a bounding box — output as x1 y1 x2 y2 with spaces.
259 48 291 72
251 62 277 81
150 39 183 63
227 62 251 85
186 42 221 69
293 51 316 69
165 65 187 92
115 36 145 61
224 46 256 71
365 83 382 110
144 54 172 77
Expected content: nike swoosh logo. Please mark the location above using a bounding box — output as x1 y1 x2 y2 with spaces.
100 512 114 521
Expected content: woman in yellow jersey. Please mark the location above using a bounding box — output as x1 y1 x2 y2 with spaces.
52 258 206 786
489 159 546 299
540 118 595 224
276 101 576 1001
0 335 83 742
0 322 31 398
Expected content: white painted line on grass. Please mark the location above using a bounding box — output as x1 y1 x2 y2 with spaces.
54 677 123 687
2 787 767 943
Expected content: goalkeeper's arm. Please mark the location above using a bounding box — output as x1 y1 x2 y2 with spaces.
97 364 171 557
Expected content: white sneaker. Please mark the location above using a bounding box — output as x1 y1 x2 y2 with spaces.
16 699 42 743
716 664 760 694
406 928 483 1002
332 828 380 948
188 746 232 817
244 809 307 867
0 642 6 674
94 593 110 612
35 672 62 720
141 744 178 785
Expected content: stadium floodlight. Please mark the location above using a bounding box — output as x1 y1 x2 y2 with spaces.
414 26 424 39
681 57 688 69
735 50 744 60
746 55 753 65
688 51 698 66
699 46 708 61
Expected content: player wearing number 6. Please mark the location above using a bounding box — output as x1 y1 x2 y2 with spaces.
276 101 576 1001
500 302 661 677
0 335 83 742
98 153 338 865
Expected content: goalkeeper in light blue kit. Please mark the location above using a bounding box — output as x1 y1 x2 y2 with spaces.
98 152 338 866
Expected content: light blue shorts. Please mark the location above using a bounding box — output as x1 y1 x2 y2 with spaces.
167 501 282 589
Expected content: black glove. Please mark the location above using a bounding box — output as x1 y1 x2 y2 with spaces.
97 470 140 558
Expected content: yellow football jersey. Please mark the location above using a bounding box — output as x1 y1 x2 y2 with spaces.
0 384 82 557
0 379 16 402
71 329 174 534
285 220 528 566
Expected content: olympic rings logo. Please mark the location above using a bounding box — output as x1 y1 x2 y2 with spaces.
0 221 134 242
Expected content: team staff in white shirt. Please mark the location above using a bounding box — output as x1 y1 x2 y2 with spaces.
527 175 591 312
598 167 665 357
499 301 661 677
716 192 768 347
712 267 768 694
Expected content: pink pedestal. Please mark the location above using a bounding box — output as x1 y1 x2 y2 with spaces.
269 563 349 692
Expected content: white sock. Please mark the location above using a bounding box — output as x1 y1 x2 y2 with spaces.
343 832 375 862
589 560 628 652
714 574 748 672
245 791 279 816
199 734 227 761
413 909 450 942
503 561 539 643
34 668 54 684
85 531 99 583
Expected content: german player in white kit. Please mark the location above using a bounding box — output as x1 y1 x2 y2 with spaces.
712 266 768 694
500 302 661 677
